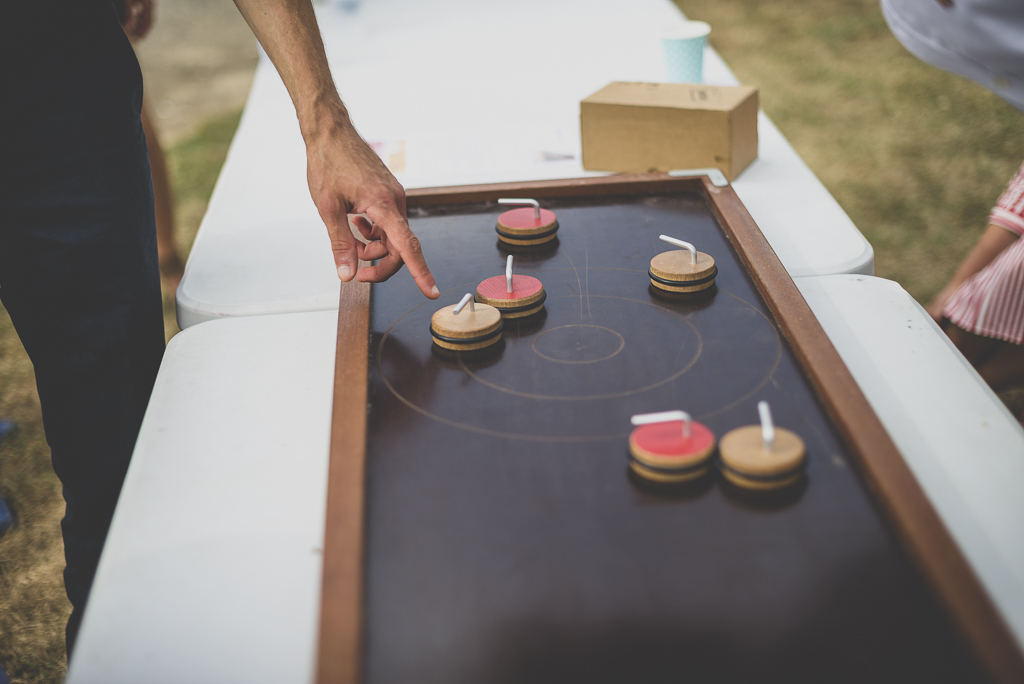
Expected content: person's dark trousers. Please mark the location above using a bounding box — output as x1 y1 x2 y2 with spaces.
0 0 166 657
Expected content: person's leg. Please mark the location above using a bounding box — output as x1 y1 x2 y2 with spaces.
944 321 1001 366
944 321 1024 392
0 146 165 653
0 1 165 657
0 141 164 656
976 343 1024 393
142 103 184 296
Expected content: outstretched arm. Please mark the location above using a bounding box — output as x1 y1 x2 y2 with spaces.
232 0 439 298
926 223 1018 321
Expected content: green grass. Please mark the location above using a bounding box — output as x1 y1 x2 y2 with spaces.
168 109 243 248
162 110 244 337
0 109 241 683
0 318 68 684
675 0 1024 303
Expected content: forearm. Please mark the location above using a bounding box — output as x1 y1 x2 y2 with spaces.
926 223 1018 321
945 223 1019 291
232 0 348 142
231 0 437 297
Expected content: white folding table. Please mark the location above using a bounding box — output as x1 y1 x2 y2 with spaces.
797 275 1024 649
67 311 338 684
175 0 872 329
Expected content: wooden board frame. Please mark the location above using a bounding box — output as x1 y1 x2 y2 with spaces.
316 172 1024 684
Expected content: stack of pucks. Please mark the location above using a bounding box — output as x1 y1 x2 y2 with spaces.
495 198 559 247
430 294 503 351
476 276 545 318
649 234 717 294
718 402 806 490
628 411 716 484
475 256 546 318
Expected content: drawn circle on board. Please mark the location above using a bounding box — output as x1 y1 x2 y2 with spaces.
375 269 783 442
457 294 701 401
531 324 626 364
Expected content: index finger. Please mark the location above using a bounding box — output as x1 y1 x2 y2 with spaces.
364 203 439 299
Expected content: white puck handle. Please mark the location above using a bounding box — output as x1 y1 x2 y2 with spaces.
631 410 692 438
506 255 514 293
453 293 475 315
758 401 775 453
498 197 541 220
659 235 698 265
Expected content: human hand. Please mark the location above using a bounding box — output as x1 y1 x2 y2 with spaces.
925 287 955 323
121 0 153 40
231 0 437 299
305 112 439 299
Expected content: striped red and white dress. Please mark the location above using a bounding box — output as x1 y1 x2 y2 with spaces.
944 162 1024 345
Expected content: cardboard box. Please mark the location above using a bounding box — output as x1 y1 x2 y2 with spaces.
581 82 758 180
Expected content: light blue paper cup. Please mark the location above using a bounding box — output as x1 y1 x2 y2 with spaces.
662 21 711 83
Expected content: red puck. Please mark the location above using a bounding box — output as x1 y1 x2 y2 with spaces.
476 275 544 302
475 274 546 318
628 420 716 470
497 207 558 233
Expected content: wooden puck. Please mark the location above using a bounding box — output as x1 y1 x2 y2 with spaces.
430 302 503 351
496 207 559 246
628 419 716 484
718 425 806 490
649 250 717 293
475 275 546 318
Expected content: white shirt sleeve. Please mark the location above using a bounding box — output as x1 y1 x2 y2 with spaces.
881 0 1024 111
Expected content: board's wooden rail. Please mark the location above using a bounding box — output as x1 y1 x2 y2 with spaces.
316 261 370 684
315 173 1024 684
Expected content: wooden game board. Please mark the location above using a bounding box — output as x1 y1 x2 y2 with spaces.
316 174 1023 684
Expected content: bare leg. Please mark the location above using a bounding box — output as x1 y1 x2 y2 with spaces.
945 322 1000 367
141 103 183 297
945 322 1024 394
977 343 1024 393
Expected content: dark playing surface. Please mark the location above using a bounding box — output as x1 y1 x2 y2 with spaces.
364 193 986 683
